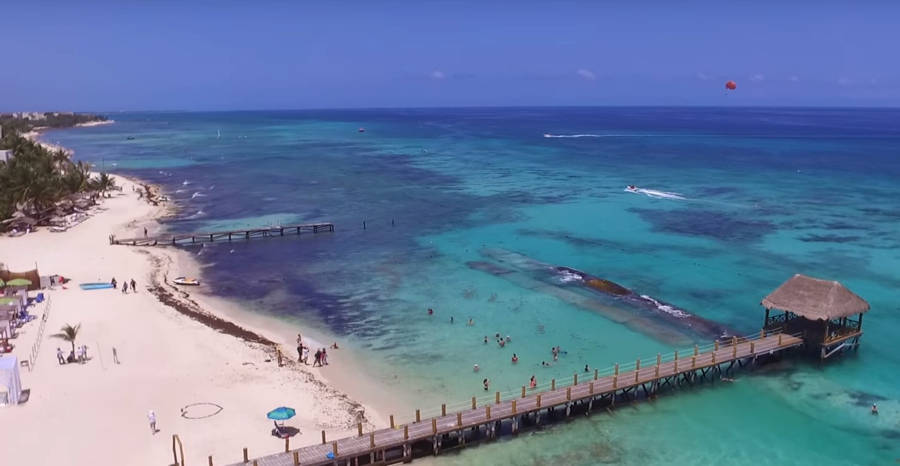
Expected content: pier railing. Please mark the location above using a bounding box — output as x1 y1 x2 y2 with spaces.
372 328 802 426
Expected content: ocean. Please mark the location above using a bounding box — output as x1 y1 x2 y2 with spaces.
47 108 900 465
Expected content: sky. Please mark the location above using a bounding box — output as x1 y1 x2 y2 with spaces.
2 1 899 111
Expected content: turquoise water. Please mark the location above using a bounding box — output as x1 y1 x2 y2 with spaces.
49 108 900 464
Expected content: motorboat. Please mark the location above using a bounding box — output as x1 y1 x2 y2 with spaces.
625 185 639 192
173 276 200 286
358 127 366 133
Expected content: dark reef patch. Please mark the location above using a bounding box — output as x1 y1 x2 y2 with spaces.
630 208 776 242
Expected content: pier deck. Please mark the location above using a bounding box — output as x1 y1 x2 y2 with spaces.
110 223 334 247
226 332 802 466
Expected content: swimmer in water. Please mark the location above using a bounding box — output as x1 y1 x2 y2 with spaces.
467 318 474 326
584 364 590 372
450 316 454 324
428 308 433 316
499 339 506 348
530 375 537 388
512 353 518 363
872 403 878 415
483 378 489 391
473 364 479 372
484 336 488 344
505 335 511 343
495 332 500 339
542 361 551 367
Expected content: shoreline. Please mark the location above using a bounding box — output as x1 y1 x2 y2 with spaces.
1 131 387 465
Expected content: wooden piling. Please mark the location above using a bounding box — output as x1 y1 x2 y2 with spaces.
416 409 421 423
566 387 571 401
370 432 375 448
390 415 395 429
293 451 299 466
512 399 517 414
208 456 213 466
403 425 409 440
321 430 326 444
486 405 491 420
521 386 526 398
471 397 476 409
457 412 462 427
536 394 542 408
243 447 248 462
495 391 500 404
594 368 599 380
551 379 556 391
432 418 437 434
442 403 447 416
778 333 783 345
589 381 595 395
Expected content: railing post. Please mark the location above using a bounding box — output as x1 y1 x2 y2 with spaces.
778 333 783 345
714 340 719 351
656 353 661 366
495 391 500 404
485 405 491 420
293 451 299 466
432 418 437 434
594 368 598 380
284 436 289 452
442 403 447 416
243 447 248 462
760 329 765 339
521 386 526 398
750 342 755 354
712 352 717 364
674 358 678 372
370 432 375 448
566 387 571 401
574 373 578 385
403 425 409 440
733 342 737 358
614 363 619 376
551 379 556 391
589 381 594 395
635 359 641 383
537 394 542 408
694 344 699 356
416 409 421 423
512 399 517 414
692 355 696 368
358 423 363 436
457 412 462 427
333 441 338 456
613 375 618 389
321 430 326 444
208 456 213 466
471 397 476 409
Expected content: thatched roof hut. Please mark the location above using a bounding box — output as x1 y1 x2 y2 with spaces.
762 274 869 320
762 274 869 359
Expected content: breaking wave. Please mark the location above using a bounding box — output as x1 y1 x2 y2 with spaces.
639 295 691 319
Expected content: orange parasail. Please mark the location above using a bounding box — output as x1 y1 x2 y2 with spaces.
725 80 737 90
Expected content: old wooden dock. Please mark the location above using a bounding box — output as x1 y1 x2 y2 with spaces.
221 331 803 466
110 223 334 247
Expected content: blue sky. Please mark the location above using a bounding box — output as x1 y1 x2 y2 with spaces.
2 1 898 110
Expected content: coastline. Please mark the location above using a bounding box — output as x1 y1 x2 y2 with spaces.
2 132 387 465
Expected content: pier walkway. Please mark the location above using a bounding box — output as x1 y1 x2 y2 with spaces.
110 223 334 247
224 331 803 466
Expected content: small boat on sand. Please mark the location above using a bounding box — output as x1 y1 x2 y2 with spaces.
173 276 200 286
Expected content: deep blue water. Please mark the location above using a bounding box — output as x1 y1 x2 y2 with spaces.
48 108 900 465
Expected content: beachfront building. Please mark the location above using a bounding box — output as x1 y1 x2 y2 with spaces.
761 274 869 360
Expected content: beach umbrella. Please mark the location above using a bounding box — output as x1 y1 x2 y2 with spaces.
5 278 31 288
266 406 296 421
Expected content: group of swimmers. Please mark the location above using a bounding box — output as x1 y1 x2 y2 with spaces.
484 332 512 348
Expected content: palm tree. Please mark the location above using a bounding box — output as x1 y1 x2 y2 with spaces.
51 323 81 353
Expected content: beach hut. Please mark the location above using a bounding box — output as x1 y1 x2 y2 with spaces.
761 274 869 360
0 355 23 406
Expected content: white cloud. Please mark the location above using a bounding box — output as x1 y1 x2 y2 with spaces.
430 70 445 80
789 75 800 82
750 73 765 82
696 72 710 81
576 69 596 80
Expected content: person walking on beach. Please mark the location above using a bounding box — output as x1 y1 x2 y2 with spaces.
301 345 309 364
112 347 120 364
296 333 302 345
297 343 303 362
111 277 117 289
322 348 329 365
122 281 128 294
131 279 137 292
148 410 158 434
313 349 322 367
56 347 65 365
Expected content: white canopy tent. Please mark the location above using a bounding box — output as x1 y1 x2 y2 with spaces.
0 355 22 406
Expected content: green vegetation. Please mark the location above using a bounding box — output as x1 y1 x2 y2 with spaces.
0 116 115 229
51 323 82 353
0 112 107 134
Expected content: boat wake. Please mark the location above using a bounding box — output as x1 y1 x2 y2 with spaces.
191 192 206 199
626 187 686 200
637 295 690 319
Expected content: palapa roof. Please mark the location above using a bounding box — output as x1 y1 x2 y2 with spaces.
762 274 869 320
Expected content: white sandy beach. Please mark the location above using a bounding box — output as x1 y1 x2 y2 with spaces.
0 175 383 466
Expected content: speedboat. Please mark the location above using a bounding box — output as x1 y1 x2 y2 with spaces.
173 276 200 286
358 127 366 133
625 185 639 193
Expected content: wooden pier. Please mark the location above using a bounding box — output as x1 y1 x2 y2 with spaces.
110 223 334 247
222 331 803 466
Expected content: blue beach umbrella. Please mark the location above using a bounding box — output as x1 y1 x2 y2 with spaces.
266 406 296 421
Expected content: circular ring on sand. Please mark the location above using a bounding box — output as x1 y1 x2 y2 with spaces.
181 402 224 419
